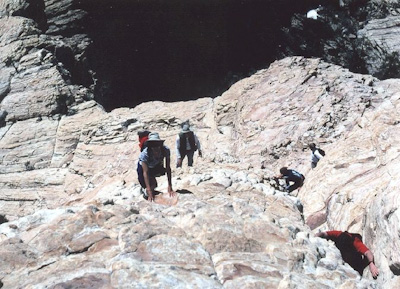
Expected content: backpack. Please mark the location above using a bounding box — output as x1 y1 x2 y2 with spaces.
138 130 151 151
292 170 305 181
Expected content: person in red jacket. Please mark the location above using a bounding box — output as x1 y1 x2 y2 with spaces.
316 230 379 278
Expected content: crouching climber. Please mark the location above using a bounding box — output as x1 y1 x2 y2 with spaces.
137 132 176 202
316 230 379 279
276 167 305 193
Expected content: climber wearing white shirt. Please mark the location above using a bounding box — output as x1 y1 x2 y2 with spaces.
309 143 325 168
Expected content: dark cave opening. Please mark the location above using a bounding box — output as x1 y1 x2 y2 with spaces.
75 0 316 111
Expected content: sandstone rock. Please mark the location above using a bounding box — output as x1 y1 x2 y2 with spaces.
2 52 73 121
0 188 373 289
358 15 400 77
0 52 393 287
358 16 400 54
0 53 392 287
0 118 58 173
2 1 400 286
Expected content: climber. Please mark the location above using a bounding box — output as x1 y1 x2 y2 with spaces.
137 132 176 202
306 6 322 20
275 167 305 193
309 143 325 168
176 122 202 168
316 230 379 279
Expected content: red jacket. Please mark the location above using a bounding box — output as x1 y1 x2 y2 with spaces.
326 230 369 254
325 230 370 275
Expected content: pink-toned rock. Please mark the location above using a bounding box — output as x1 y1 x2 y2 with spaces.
2 3 400 286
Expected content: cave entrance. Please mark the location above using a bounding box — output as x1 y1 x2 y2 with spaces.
77 0 305 111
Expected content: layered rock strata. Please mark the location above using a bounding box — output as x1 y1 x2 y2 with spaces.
2 0 400 288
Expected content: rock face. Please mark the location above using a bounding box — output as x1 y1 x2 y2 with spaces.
357 14 400 78
2 0 400 288
281 0 400 79
2 0 400 111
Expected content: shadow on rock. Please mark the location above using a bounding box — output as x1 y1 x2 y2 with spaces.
142 190 162 200
176 189 194 195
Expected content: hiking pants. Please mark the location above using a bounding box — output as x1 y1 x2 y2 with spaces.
285 179 304 193
311 161 318 169
178 150 195 167
137 162 158 189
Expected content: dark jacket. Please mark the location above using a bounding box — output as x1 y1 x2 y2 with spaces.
178 131 197 155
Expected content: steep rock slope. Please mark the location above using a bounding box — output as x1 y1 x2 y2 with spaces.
1 0 400 288
1 54 399 287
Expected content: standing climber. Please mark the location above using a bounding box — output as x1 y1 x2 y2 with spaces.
309 143 325 168
316 230 379 278
176 122 202 167
276 167 305 193
137 132 176 202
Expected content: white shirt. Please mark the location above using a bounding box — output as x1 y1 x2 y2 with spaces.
311 149 324 163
